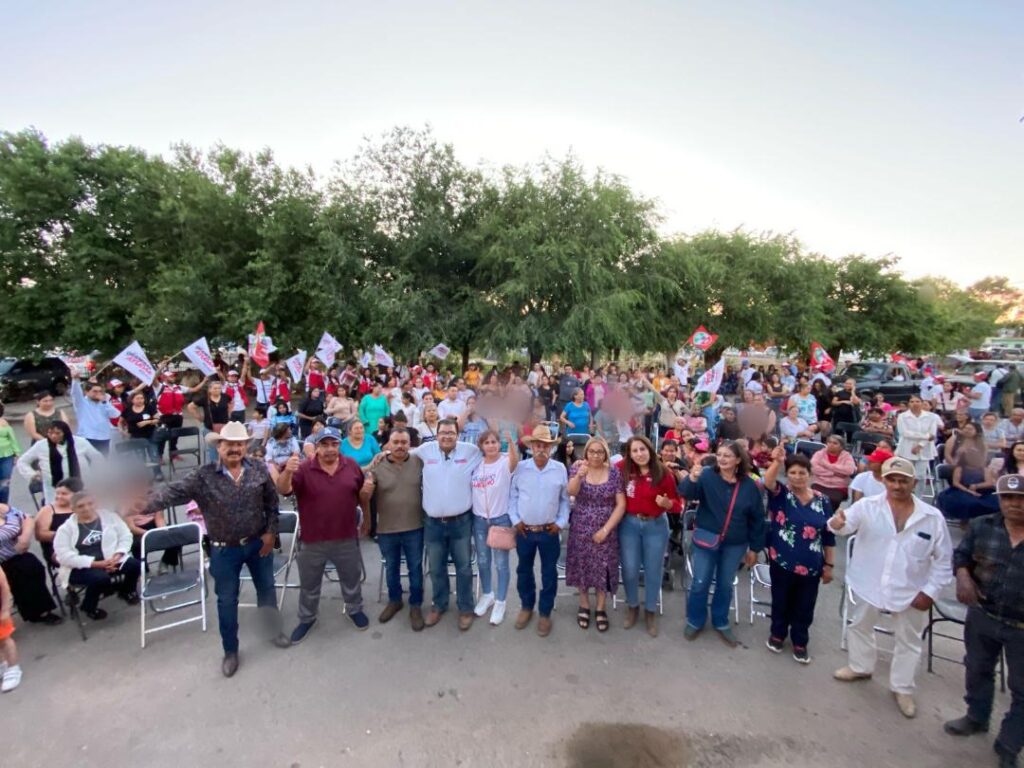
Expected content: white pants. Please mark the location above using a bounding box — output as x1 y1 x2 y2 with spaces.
847 595 928 694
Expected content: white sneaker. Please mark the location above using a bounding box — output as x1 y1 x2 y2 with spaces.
490 600 507 625
474 593 495 617
2 665 22 692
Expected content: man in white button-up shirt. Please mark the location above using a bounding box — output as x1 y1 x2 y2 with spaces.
828 456 953 719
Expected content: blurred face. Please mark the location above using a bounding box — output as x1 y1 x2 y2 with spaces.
72 494 97 520
437 424 458 451
786 464 811 491
349 421 365 440
389 431 411 460
481 434 501 458
629 440 651 468
217 439 247 465
315 437 341 463
424 404 438 422
787 406 799 419
982 414 997 429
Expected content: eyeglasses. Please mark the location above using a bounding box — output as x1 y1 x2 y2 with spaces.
585 449 606 456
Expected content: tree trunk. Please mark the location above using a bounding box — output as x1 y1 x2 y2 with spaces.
461 343 470 374
590 349 598 369
529 347 543 367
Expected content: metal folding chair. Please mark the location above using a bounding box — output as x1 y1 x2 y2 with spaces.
924 590 1005 692
240 511 299 610
169 427 203 476
749 562 772 624
139 522 207 648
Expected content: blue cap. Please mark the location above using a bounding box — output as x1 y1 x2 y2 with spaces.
313 426 343 444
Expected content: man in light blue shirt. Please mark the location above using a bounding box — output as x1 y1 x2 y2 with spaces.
414 419 481 630
70 372 121 454
509 424 570 637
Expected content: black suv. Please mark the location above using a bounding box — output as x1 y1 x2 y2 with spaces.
835 362 920 403
0 357 71 401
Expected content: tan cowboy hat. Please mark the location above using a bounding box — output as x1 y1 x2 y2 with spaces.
205 421 251 446
522 424 560 445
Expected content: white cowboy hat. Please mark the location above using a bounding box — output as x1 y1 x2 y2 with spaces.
522 424 560 445
205 421 250 446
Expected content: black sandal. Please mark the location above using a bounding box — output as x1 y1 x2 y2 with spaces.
577 608 592 629
595 610 609 633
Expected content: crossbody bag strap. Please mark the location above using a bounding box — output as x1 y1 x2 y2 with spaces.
718 480 741 540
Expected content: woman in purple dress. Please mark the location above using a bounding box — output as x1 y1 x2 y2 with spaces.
566 436 626 632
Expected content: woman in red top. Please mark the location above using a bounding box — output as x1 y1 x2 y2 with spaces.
616 435 681 637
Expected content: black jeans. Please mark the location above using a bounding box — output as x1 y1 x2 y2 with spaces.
0 552 57 621
964 607 1023 758
69 557 142 613
768 560 821 648
158 413 183 454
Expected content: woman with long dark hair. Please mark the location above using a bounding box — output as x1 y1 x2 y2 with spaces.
680 440 765 647
937 422 999 521
616 435 681 637
16 421 103 504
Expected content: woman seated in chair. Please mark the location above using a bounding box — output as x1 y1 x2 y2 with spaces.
119 475 181 573
936 421 999 522
54 491 141 621
34 477 82 566
809 435 857 511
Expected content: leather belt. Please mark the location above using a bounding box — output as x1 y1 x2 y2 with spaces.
211 536 254 548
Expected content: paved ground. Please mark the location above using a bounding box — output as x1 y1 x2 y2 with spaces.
1 397 1011 768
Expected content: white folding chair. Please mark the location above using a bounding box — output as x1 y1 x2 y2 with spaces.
140 522 207 648
749 562 772 624
240 511 299 610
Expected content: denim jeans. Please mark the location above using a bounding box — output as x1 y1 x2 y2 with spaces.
686 541 747 630
68 556 141 613
619 513 669 612
377 528 425 606
208 538 279 653
964 607 1023 757
472 513 511 601
425 512 473 613
515 529 560 616
0 455 14 505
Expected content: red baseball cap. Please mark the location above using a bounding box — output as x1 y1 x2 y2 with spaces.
865 448 894 464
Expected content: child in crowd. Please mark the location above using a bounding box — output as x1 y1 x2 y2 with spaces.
246 404 272 448
0 568 22 691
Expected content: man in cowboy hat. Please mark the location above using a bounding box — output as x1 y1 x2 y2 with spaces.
144 421 289 677
827 456 953 719
509 424 570 637
944 473 1024 768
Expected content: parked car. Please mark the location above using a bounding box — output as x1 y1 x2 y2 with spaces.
0 356 71 400
835 361 920 403
948 359 1019 388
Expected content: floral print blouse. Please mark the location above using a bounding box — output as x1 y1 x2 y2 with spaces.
766 485 836 577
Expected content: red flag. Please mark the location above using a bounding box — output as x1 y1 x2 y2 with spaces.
250 321 271 368
809 342 835 373
686 325 718 351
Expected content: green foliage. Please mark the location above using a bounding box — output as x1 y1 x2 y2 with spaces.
0 126 1005 365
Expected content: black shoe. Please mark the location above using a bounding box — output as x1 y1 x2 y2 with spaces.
995 743 1019 768
222 653 239 678
37 612 64 626
349 611 369 630
85 608 107 621
943 715 988 737
122 592 140 606
766 636 784 653
289 621 316 645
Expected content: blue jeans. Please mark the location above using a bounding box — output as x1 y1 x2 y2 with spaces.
0 455 14 505
515 529 560 616
425 512 473 613
473 513 512 601
377 528 425 606
619 513 669 612
687 541 747 630
208 538 278 654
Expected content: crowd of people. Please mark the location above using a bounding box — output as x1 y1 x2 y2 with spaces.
0 350 1021 767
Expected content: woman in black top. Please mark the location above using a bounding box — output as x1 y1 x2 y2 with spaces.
121 392 163 478
188 379 231 461
296 387 326 440
536 375 555 420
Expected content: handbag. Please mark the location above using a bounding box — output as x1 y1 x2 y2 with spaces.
482 464 517 551
691 480 741 551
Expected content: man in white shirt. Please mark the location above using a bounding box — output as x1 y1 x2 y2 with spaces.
437 386 467 421
999 408 1024 444
415 419 481 630
828 457 953 719
849 449 892 502
969 373 993 421
919 371 941 403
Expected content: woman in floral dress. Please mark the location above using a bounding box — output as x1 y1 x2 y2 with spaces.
762 446 837 664
566 437 626 632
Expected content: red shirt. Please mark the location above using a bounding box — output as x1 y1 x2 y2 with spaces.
616 461 682 517
157 384 186 416
290 455 363 542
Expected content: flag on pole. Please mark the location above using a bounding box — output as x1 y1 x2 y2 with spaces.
686 325 718 351
373 344 394 368
809 342 835 373
114 341 157 384
249 321 272 368
182 337 217 377
693 358 725 395
285 351 307 384
427 343 450 360
315 331 342 368
358 352 371 368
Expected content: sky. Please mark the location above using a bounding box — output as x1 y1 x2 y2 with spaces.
3 0 1021 286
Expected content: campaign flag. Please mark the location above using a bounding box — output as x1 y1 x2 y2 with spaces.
114 341 157 384
427 343 450 360
248 321 273 367
686 325 718 352
358 352 371 368
315 331 342 368
692 358 725 395
182 337 217 377
373 344 394 368
338 368 357 390
285 350 307 384
809 342 835 373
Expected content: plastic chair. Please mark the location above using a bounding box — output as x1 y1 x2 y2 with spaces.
240 511 299 610
139 523 207 648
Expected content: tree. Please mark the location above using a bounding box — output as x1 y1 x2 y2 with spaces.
916 277 1001 352
968 276 1023 328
